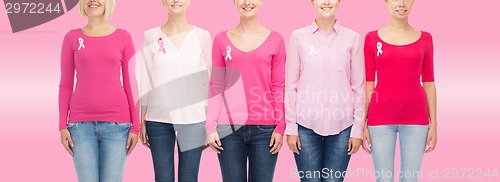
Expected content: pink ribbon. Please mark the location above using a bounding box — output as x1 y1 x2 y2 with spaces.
158 38 166 54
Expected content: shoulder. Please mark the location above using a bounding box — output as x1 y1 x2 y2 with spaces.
194 27 212 40
420 31 433 41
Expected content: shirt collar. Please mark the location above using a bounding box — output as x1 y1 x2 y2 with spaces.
310 20 341 34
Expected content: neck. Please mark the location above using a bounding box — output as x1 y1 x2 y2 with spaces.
315 17 336 33
387 17 411 31
235 16 261 32
164 14 191 33
85 16 109 29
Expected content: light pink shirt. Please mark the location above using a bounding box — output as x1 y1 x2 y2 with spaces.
284 21 365 139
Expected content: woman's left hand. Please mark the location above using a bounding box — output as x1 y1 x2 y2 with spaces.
126 133 139 155
269 132 283 155
426 126 437 153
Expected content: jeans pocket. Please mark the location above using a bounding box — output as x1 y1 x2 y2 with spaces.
113 122 131 128
257 125 276 132
67 122 80 131
216 124 232 131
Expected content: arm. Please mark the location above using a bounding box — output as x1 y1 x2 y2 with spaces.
284 32 300 136
349 33 366 140
59 32 75 156
271 35 286 135
205 35 225 135
59 32 75 131
202 31 213 111
422 33 437 153
363 33 377 154
122 31 140 134
139 31 154 147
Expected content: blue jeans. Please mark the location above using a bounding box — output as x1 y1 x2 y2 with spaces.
368 125 429 182
294 124 352 182
216 125 278 182
146 121 206 182
68 121 130 182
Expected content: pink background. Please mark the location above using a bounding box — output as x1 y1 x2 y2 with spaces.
1 0 499 181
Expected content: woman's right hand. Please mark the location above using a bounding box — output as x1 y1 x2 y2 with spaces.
206 132 223 154
362 126 372 154
287 135 301 155
60 129 74 156
140 121 149 148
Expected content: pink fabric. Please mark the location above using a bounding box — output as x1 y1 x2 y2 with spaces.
58 29 139 134
364 31 434 126
284 21 366 139
206 31 286 135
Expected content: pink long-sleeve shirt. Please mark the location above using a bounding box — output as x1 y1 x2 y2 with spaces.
58 29 140 134
284 21 366 139
205 31 286 135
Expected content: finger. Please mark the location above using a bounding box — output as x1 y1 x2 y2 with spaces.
348 140 352 153
127 138 138 155
297 139 301 151
269 136 275 147
68 137 75 148
141 134 150 148
362 142 370 154
212 141 224 151
63 141 74 156
209 143 221 154
349 145 361 155
288 142 298 154
270 139 280 154
126 136 131 149
273 142 282 155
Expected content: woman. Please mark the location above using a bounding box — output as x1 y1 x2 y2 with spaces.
362 0 438 181
205 0 286 181
139 0 212 181
58 0 139 181
285 0 365 181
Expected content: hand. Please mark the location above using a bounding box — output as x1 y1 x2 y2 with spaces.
126 132 139 155
287 135 301 154
269 132 283 154
206 132 223 154
426 126 437 153
139 122 149 148
60 129 74 156
348 137 362 155
362 126 372 154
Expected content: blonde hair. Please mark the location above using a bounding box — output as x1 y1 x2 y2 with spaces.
79 0 116 19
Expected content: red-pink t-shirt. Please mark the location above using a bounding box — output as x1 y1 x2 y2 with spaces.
58 29 139 134
364 31 435 126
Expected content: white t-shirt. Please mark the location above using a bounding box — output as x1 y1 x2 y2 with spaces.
140 26 212 124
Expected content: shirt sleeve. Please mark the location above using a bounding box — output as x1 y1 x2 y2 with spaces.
284 31 300 136
140 31 153 111
271 34 286 135
202 31 213 107
350 32 366 139
58 32 75 131
122 31 140 134
205 35 225 134
421 32 435 82
364 33 376 82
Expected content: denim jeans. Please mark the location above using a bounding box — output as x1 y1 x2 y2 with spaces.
68 121 130 182
216 125 278 182
146 121 206 182
368 125 429 182
293 124 352 182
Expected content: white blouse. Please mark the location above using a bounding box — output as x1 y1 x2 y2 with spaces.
140 26 212 124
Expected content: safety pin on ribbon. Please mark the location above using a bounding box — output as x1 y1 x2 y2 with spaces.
78 37 85 51
225 46 232 61
377 42 383 57
158 38 166 54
